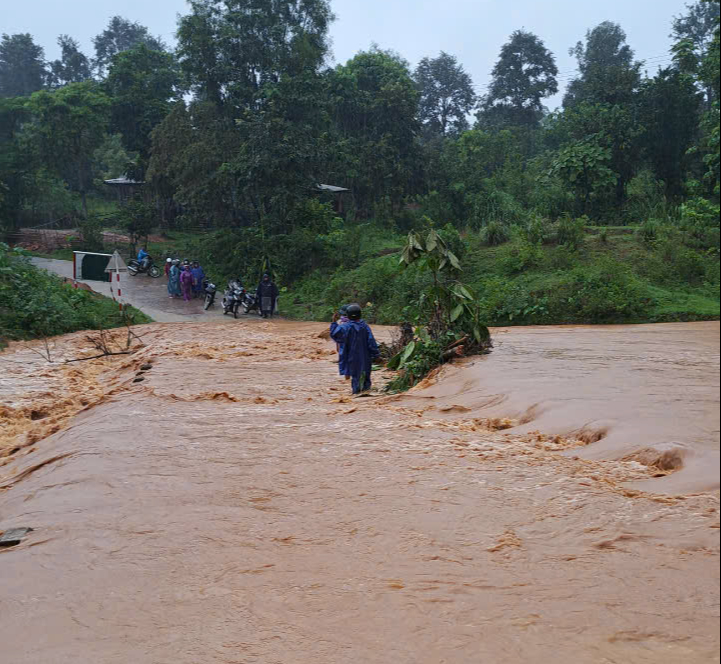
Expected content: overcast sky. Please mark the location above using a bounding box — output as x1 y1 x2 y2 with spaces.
3 0 689 108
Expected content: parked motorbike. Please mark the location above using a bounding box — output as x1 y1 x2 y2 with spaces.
203 279 217 311
242 290 261 315
221 280 245 318
127 256 162 278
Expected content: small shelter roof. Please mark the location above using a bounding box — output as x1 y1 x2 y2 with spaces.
317 184 349 193
104 176 145 186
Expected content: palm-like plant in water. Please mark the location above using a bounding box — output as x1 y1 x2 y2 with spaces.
388 229 491 390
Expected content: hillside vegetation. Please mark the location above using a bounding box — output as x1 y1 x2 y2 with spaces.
0 243 151 346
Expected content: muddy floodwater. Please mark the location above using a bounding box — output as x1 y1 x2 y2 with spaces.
0 319 719 663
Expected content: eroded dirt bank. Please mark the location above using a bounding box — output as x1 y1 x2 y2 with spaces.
0 321 719 664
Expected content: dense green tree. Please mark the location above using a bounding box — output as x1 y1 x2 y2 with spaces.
47 35 92 88
548 140 617 215
92 16 166 77
176 0 225 105
328 48 420 215
0 98 34 230
0 33 46 98
672 1 720 67
561 102 643 207
639 67 702 197
26 82 111 217
105 44 181 178
564 21 642 108
478 30 558 129
177 0 334 110
414 52 475 137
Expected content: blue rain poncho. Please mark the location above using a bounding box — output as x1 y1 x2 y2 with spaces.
168 264 181 296
330 320 380 394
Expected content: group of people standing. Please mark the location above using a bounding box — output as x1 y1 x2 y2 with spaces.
166 259 206 301
331 304 380 395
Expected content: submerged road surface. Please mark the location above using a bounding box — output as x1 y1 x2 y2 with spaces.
0 321 718 663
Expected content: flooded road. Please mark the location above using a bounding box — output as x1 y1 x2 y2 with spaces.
400 322 720 494
0 320 718 663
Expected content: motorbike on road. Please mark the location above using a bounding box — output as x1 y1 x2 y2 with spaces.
221 280 245 318
203 279 217 311
127 256 162 278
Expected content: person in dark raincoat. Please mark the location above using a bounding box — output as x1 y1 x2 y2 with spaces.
330 303 380 394
256 273 279 318
168 260 181 298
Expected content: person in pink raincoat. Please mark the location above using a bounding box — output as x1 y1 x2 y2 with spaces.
180 264 194 302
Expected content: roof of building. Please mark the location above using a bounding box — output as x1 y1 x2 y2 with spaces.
104 176 145 186
317 184 349 193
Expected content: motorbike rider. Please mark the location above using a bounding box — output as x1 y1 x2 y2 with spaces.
137 247 151 271
256 272 279 319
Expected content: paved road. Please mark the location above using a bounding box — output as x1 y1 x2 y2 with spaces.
30 257 239 324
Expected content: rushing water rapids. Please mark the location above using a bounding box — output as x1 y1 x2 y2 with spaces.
0 320 719 663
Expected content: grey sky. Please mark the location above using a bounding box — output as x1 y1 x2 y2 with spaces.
3 0 689 108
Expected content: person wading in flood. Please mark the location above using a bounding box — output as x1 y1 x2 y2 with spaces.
330 303 380 395
256 272 279 318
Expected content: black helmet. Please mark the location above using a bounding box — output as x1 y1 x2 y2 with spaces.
346 303 362 320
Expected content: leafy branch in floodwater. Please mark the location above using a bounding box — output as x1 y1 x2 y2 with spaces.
386 226 492 392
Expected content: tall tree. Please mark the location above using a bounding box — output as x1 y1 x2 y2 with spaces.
105 44 181 178
26 82 111 217
92 16 166 77
47 35 92 88
564 21 642 108
177 0 334 110
0 97 33 229
328 48 420 215
176 0 225 105
639 67 702 197
478 30 558 129
155 0 334 227
414 51 475 137
0 33 46 98
672 1 720 63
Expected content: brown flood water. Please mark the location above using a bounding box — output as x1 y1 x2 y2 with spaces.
0 320 719 664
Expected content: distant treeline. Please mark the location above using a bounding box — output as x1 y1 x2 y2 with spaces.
0 1 718 257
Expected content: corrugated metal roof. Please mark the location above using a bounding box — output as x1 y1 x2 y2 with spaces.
317 184 349 193
104 176 145 185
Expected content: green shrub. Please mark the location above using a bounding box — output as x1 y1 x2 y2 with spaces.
0 244 151 343
554 214 586 250
636 218 663 246
481 220 511 246
524 214 550 245
549 259 654 322
499 239 544 274
680 197 720 251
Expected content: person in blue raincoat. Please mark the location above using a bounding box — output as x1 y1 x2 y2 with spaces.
330 303 380 394
191 261 205 298
137 247 150 271
168 259 182 298
336 305 350 377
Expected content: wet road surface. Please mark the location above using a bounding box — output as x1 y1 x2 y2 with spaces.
30 257 239 324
